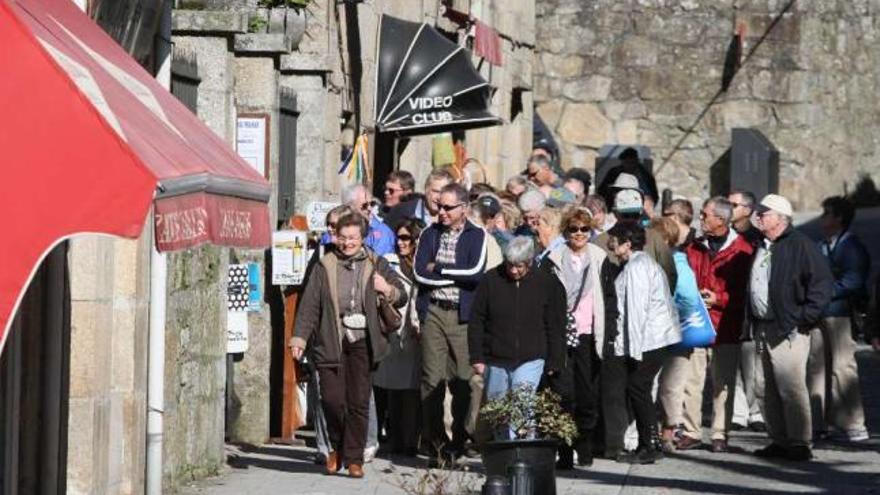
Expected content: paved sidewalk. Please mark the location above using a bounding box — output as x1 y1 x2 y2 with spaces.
180 349 880 495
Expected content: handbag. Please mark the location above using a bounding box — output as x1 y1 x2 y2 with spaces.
367 252 403 335
565 264 591 348
377 295 402 335
673 253 716 348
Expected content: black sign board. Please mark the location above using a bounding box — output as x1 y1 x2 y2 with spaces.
374 15 502 136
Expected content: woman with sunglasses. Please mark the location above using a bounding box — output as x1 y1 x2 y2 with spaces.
541 207 619 469
372 218 425 457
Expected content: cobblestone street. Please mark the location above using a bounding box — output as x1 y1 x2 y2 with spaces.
181 348 880 495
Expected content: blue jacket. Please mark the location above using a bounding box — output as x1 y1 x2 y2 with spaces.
414 220 488 323
819 232 869 317
366 215 395 257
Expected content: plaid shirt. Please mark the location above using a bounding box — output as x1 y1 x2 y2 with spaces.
431 226 463 303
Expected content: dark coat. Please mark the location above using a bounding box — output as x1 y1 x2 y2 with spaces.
292 250 406 367
748 226 833 340
467 264 566 371
413 220 487 323
818 232 870 317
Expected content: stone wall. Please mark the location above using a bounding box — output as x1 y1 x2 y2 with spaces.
535 0 880 209
162 246 228 489
67 230 151 495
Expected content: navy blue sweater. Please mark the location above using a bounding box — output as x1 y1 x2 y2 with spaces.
414 220 487 323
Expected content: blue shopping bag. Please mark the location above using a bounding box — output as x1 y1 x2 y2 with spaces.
673 252 716 348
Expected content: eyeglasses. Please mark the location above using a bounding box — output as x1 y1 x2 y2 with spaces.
566 226 591 234
438 203 463 212
397 234 413 242
338 235 362 244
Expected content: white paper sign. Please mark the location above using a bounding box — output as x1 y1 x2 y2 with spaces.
227 311 249 353
236 116 267 176
306 201 340 232
272 230 308 285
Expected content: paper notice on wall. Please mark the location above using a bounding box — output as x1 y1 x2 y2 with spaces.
227 311 249 353
236 116 266 176
247 262 262 312
305 201 340 232
272 230 308 285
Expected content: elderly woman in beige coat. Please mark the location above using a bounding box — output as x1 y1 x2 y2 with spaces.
541 207 619 469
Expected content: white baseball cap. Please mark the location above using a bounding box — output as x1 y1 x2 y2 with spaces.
613 189 643 213
756 194 793 217
610 173 641 191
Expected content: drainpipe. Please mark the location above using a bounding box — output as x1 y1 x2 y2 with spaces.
147 2 172 494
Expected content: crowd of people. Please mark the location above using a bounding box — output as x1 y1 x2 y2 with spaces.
290 151 877 479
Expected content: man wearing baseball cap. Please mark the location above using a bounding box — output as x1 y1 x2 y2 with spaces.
749 194 833 461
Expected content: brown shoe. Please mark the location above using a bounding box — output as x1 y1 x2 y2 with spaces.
711 439 729 453
348 463 365 479
325 451 339 475
675 435 703 450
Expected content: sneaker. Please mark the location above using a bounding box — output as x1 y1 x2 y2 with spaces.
363 445 378 463
785 445 813 461
754 443 787 458
829 428 870 443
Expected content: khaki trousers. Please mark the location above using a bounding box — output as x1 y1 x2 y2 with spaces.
677 345 741 441
807 317 867 433
420 304 473 449
658 347 691 428
679 348 709 440
759 326 812 447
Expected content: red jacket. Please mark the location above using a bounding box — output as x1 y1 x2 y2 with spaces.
686 230 755 345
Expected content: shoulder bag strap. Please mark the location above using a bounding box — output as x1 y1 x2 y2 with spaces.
570 263 591 312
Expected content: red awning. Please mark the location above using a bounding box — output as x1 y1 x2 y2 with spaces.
0 0 272 353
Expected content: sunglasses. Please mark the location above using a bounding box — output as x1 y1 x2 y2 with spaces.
359 200 376 211
438 203 463 212
397 234 413 242
566 226 591 234
385 187 403 194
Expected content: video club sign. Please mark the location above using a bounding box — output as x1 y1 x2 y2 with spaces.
407 95 454 125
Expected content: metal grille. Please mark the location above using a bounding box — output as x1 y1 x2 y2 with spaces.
171 48 200 115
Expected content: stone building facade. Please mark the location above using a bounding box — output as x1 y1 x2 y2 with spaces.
535 0 880 209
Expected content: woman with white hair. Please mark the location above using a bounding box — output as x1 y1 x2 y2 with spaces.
467 236 567 438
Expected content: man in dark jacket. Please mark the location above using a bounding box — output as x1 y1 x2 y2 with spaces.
807 196 869 442
414 182 488 458
468 236 566 422
679 197 754 453
749 194 833 461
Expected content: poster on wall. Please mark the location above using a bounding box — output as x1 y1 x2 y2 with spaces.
305 201 340 232
247 262 262 312
272 230 308 285
236 115 267 176
227 311 249 353
227 264 250 311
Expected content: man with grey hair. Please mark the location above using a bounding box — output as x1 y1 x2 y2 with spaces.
341 183 395 256
415 182 488 461
468 236 566 438
750 194 832 461
515 189 546 237
526 155 562 188
675 197 755 452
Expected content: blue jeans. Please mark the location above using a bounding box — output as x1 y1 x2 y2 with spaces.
484 359 545 439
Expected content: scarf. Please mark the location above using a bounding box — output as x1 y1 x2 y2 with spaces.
337 248 368 316
559 245 593 311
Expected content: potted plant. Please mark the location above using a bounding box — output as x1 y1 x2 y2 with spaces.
478 384 577 495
